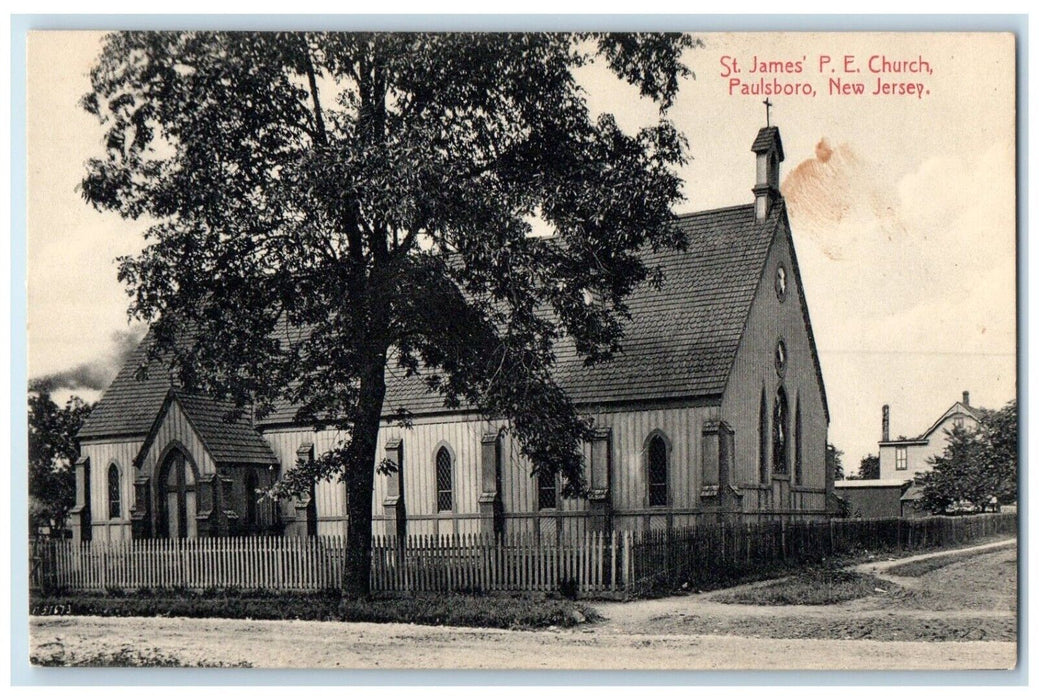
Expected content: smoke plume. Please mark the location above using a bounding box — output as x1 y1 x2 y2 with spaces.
30 325 146 394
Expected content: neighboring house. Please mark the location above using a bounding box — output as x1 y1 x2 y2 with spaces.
71 124 832 544
834 392 983 519
878 392 982 480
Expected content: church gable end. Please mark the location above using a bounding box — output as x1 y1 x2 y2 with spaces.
720 207 830 517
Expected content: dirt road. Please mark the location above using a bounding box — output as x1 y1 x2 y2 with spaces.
29 538 1018 671
30 614 1016 670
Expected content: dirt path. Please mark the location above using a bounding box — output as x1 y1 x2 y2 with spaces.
594 537 1018 630
850 538 1017 591
29 615 1016 670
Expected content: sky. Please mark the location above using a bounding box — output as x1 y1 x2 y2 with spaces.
26 31 1016 470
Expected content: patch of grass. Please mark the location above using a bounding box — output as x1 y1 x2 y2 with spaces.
886 544 1016 577
710 566 897 606
29 588 601 630
31 645 252 667
660 612 1016 642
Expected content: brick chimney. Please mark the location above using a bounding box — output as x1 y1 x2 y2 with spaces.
751 125 785 222
962 390 970 407
882 404 890 442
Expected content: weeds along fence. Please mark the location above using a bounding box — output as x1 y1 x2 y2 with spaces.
36 512 1015 597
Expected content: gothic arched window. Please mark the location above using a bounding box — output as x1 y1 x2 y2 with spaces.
435 446 453 512
759 389 769 482
245 470 258 526
107 463 121 519
647 433 669 507
773 387 789 476
537 470 557 510
794 398 803 485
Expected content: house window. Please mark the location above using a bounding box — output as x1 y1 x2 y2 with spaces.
537 470 557 510
107 463 121 519
245 470 258 526
647 434 669 507
895 446 908 471
772 387 789 475
759 389 769 482
954 417 965 429
435 446 453 512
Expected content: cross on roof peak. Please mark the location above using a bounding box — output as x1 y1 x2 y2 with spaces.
763 98 773 127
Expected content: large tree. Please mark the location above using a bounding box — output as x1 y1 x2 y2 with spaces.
28 387 94 536
919 399 1018 514
81 32 697 594
826 442 844 481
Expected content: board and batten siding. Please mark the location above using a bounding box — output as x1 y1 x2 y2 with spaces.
136 399 218 481
80 437 144 543
878 411 979 480
260 427 350 537
257 401 719 538
721 220 829 516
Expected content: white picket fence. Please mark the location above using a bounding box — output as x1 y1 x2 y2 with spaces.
46 531 633 594
39 513 1015 596
370 531 628 594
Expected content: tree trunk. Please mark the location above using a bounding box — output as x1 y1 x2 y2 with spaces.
341 343 388 598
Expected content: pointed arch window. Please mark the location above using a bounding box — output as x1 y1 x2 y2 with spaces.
537 470 557 510
245 470 258 526
107 463 121 519
794 398 804 485
759 389 769 482
647 433 669 507
773 387 789 475
435 446 453 512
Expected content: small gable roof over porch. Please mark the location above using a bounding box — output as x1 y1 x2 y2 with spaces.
133 389 278 472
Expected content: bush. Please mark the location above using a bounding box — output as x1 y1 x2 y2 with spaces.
29 588 600 629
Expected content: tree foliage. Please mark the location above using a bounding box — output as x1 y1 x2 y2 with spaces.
28 387 94 535
826 442 844 481
918 400 1017 514
857 453 879 480
80 31 698 593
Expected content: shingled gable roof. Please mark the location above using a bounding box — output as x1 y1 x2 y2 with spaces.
79 201 803 434
751 126 784 160
78 331 173 440
133 388 278 466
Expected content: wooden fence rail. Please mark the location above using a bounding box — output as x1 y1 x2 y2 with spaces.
35 512 1016 597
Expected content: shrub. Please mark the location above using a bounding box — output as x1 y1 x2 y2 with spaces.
29 589 600 629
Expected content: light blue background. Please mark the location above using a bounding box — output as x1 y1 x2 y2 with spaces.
9 12 1028 686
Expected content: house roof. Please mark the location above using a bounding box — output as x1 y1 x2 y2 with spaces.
751 126 785 161
879 400 983 447
258 203 783 423
900 484 925 502
113 385 278 465
79 202 799 436
918 401 983 440
78 334 174 440
834 478 912 489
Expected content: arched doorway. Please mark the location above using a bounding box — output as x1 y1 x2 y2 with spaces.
158 448 198 538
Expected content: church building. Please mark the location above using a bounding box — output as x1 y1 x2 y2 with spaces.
72 124 832 544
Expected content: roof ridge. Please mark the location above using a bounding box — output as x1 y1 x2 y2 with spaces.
673 203 755 220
